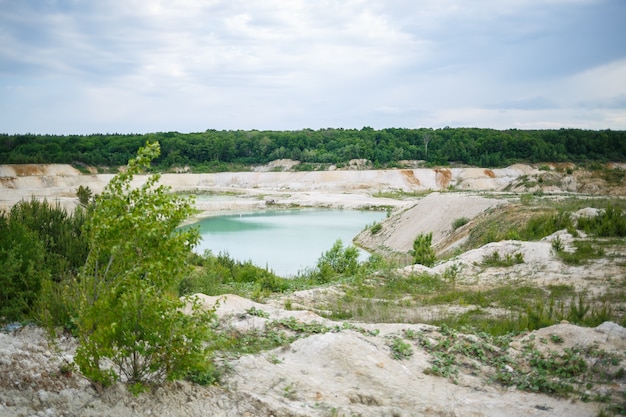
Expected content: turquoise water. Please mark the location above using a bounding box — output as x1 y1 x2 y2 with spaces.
193 209 386 277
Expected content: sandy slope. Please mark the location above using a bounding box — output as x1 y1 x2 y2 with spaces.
0 163 535 213
354 192 506 256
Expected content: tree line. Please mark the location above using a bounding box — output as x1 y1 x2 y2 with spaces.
1 127 624 170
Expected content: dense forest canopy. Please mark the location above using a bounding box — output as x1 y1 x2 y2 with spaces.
1 127 624 170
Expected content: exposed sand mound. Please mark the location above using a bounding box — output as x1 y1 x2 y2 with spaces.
355 193 505 255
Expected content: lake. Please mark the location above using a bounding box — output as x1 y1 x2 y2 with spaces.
193 209 387 277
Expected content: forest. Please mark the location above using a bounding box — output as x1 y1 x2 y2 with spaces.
1 127 624 170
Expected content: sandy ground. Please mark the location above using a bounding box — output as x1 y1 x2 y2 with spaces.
2 297 625 417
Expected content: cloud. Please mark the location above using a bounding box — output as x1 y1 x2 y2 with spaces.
0 0 625 133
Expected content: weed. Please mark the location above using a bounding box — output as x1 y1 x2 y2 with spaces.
186 364 222 386
558 241 605 265
246 306 270 318
389 337 413 360
442 264 461 285
403 328 419 340
520 193 534 205
283 382 298 400
268 354 282 364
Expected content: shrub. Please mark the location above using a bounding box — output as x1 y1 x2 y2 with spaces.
577 204 626 237
411 233 436 267
370 222 383 234
0 200 89 324
315 239 359 281
452 217 469 230
521 211 573 241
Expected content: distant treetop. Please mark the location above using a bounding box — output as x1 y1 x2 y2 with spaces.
0 127 623 170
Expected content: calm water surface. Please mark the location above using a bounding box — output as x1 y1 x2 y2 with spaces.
193 209 386 277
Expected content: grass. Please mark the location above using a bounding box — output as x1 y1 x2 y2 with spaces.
304 267 625 335
557 240 606 265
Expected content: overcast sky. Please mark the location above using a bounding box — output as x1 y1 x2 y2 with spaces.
1 0 625 134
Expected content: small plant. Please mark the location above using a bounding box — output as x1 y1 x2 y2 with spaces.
59 361 76 377
452 217 470 230
577 204 626 238
370 222 383 235
185 364 222 386
246 306 270 318
411 233 436 267
481 251 524 267
401 328 419 340
558 240 605 265
389 337 414 360
283 382 298 400
551 235 564 253
550 334 564 344
268 354 282 364
442 264 460 287
76 185 93 207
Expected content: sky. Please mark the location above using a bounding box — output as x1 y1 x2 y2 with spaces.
1 0 625 135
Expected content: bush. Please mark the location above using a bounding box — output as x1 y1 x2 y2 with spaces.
521 211 573 241
577 204 626 237
315 239 360 282
411 233 436 267
370 222 383 234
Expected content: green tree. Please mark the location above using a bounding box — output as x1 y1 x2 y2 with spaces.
315 239 359 282
411 232 436 267
76 185 93 207
0 199 89 323
0 214 47 321
74 142 214 389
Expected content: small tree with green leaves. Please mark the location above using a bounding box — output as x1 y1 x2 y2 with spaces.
411 232 436 267
315 239 360 283
74 142 214 389
76 185 93 207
